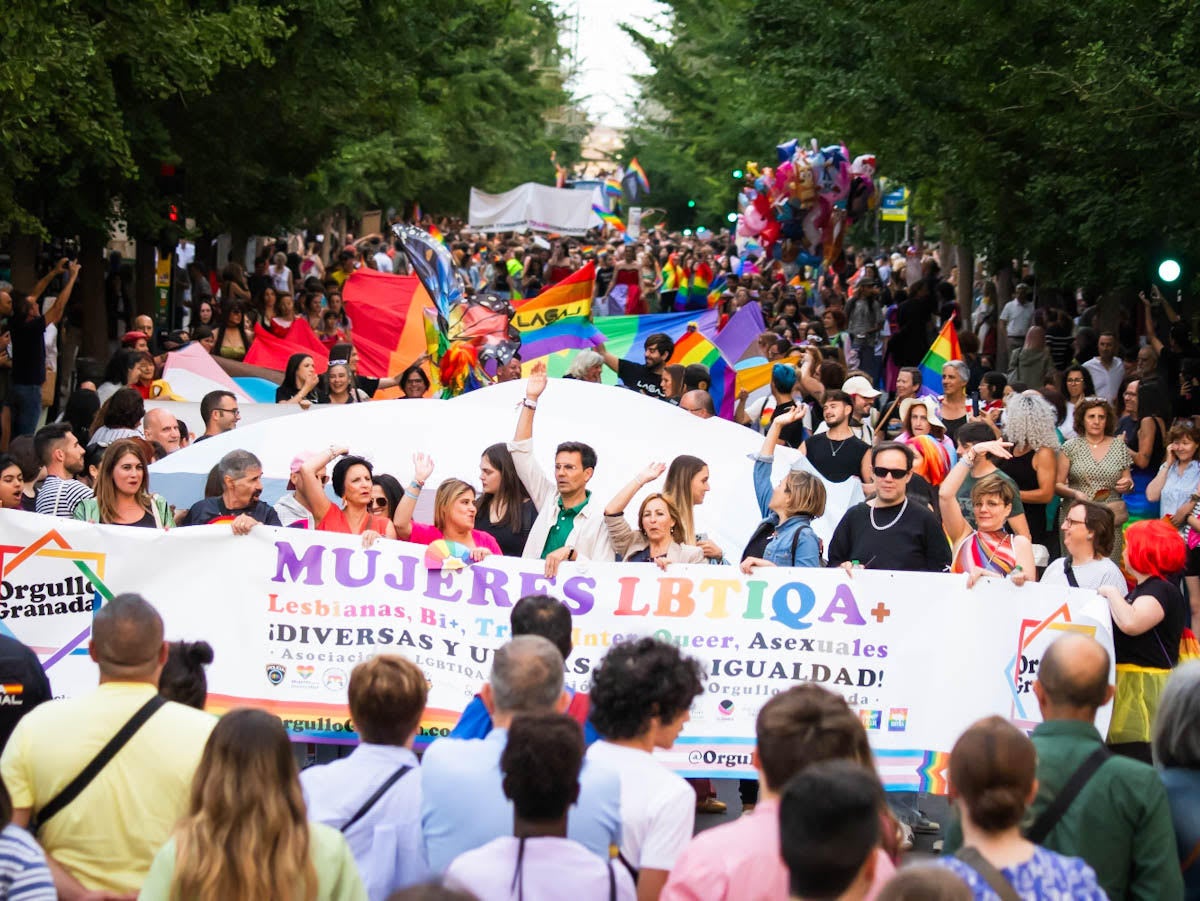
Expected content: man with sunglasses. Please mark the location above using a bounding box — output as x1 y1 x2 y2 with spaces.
826 441 951 573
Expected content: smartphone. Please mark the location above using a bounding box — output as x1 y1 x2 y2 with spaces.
971 392 980 416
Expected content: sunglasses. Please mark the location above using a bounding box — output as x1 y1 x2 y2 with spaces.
368 497 388 510
872 466 910 480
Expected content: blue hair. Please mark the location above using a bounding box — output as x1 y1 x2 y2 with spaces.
772 363 797 393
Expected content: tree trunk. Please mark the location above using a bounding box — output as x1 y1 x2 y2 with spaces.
134 238 157 318
7 233 39 292
79 229 109 360
956 245 974 333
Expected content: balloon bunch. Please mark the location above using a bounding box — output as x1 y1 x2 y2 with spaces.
736 139 878 269
394 224 522 396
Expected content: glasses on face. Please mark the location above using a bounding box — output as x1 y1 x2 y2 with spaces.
1066 377 1084 384
217 407 240 417
1063 516 1088 527
368 497 388 510
873 466 910 480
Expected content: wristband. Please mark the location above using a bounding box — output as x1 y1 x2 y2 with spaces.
521 398 537 410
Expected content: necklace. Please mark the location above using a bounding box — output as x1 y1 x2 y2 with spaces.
869 497 909 530
827 435 850 456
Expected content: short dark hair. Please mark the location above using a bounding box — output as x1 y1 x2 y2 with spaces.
589 638 704 740
555 441 597 472
34 422 75 466
158 640 214 710
201 390 236 425
871 441 915 469
780 760 883 899
644 332 675 359
510 595 573 661
104 388 145 429
823 390 853 407
332 455 373 498
900 366 922 388
956 421 995 449
682 363 711 391
980 371 1007 397
348 655 427 744
756 685 873 791
500 713 584 821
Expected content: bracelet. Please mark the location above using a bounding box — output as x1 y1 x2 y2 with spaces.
404 489 420 500
521 397 537 410
409 479 424 491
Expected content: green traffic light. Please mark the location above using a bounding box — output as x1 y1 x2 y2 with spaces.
732 169 744 179
726 212 737 223
1159 259 1182 282
687 200 696 208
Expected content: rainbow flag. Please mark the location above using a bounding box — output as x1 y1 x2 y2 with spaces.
672 328 735 415
510 262 600 359
662 256 684 292
677 262 712 311
604 174 624 198
707 274 727 308
918 319 962 395
592 204 625 233
628 157 650 193
427 224 446 246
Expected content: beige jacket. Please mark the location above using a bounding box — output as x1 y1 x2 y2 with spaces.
605 513 705 563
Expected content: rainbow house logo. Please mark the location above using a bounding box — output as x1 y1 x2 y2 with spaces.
0 530 110 671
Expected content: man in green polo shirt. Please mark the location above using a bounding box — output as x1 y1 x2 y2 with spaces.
943 634 1182 900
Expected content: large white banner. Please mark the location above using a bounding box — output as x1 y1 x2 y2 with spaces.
0 513 1114 789
149 379 864 558
468 183 602 235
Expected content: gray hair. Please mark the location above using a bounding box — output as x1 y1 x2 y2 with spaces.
1154 661 1200 769
217 449 262 481
1002 391 1059 451
0 281 12 294
490 635 564 714
567 349 604 379
942 360 969 383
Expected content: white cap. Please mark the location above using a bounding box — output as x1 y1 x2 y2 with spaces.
842 376 881 398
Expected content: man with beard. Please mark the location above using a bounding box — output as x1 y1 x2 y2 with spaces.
33 423 92 517
799 391 873 485
178 449 281 532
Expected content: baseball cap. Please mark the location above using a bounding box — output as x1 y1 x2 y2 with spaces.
842 376 881 398
290 451 318 474
120 330 148 346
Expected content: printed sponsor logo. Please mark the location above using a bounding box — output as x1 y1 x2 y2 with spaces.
323 667 347 691
266 664 286 685
859 709 882 731
888 708 908 732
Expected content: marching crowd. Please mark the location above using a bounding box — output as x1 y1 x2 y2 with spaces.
2 231 1200 899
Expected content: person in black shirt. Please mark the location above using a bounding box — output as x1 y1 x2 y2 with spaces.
800 391 872 484
0 634 51 752
326 343 404 398
476 443 537 557
826 442 951 573
597 332 674 399
180 449 282 532
7 258 80 437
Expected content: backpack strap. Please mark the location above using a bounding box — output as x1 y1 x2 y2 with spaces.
1024 746 1110 844
954 847 1021 901
340 763 412 834
1062 559 1079 588
32 694 166 834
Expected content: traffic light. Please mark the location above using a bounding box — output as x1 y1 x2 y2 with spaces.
1159 258 1182 283
732 169 744 179
726 212 737 223
168 204 179 222
687 199 696 208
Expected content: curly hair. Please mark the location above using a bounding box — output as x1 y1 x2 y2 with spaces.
589 638 704 740
500 713 584 820
1003 391 1059 451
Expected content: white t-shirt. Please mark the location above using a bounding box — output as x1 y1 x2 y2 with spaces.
373 251 394 273
1041 556 1127 592
999 299 1034 338
586 741 694 871
445 836 635 901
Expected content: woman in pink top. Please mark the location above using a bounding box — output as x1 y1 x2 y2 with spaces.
393 452 501 559
299 445 395 545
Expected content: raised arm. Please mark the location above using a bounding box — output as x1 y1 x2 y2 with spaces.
27 258 67 305
938 455 973 544
300 446 344 523
759 404 804 459
392 452 434 540
604 463 665 516
515 360 547 443
595 343 620 373
42 261 81 327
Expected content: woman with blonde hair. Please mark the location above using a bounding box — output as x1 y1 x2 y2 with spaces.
741 406 827 570
663 454 724 561
392 453 501 559
73 438 173 528
139 708 366 901
604 462 703 565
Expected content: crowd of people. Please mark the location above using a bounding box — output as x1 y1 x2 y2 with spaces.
3 227 1200 898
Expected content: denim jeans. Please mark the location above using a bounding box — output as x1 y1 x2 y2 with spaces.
11 383 43 437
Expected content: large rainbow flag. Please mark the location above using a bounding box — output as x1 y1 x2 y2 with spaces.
511 263 600 359
918 319 961 395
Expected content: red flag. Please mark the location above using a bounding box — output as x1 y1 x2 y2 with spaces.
342 269 428 378
243 320 331 374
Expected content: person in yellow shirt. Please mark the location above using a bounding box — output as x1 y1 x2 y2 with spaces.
1 593 215 897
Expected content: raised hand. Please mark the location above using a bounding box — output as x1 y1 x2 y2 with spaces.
412 452 435 483
527 360 548 400
639 462 667 485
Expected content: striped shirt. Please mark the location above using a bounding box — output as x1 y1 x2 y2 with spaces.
0 823 55 900
33 476 92 518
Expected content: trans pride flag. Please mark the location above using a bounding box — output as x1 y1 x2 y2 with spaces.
918 319 961 395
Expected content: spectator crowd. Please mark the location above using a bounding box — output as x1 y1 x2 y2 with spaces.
1 225 1200 899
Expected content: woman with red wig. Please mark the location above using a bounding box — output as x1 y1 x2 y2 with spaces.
1098 518 1188 763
